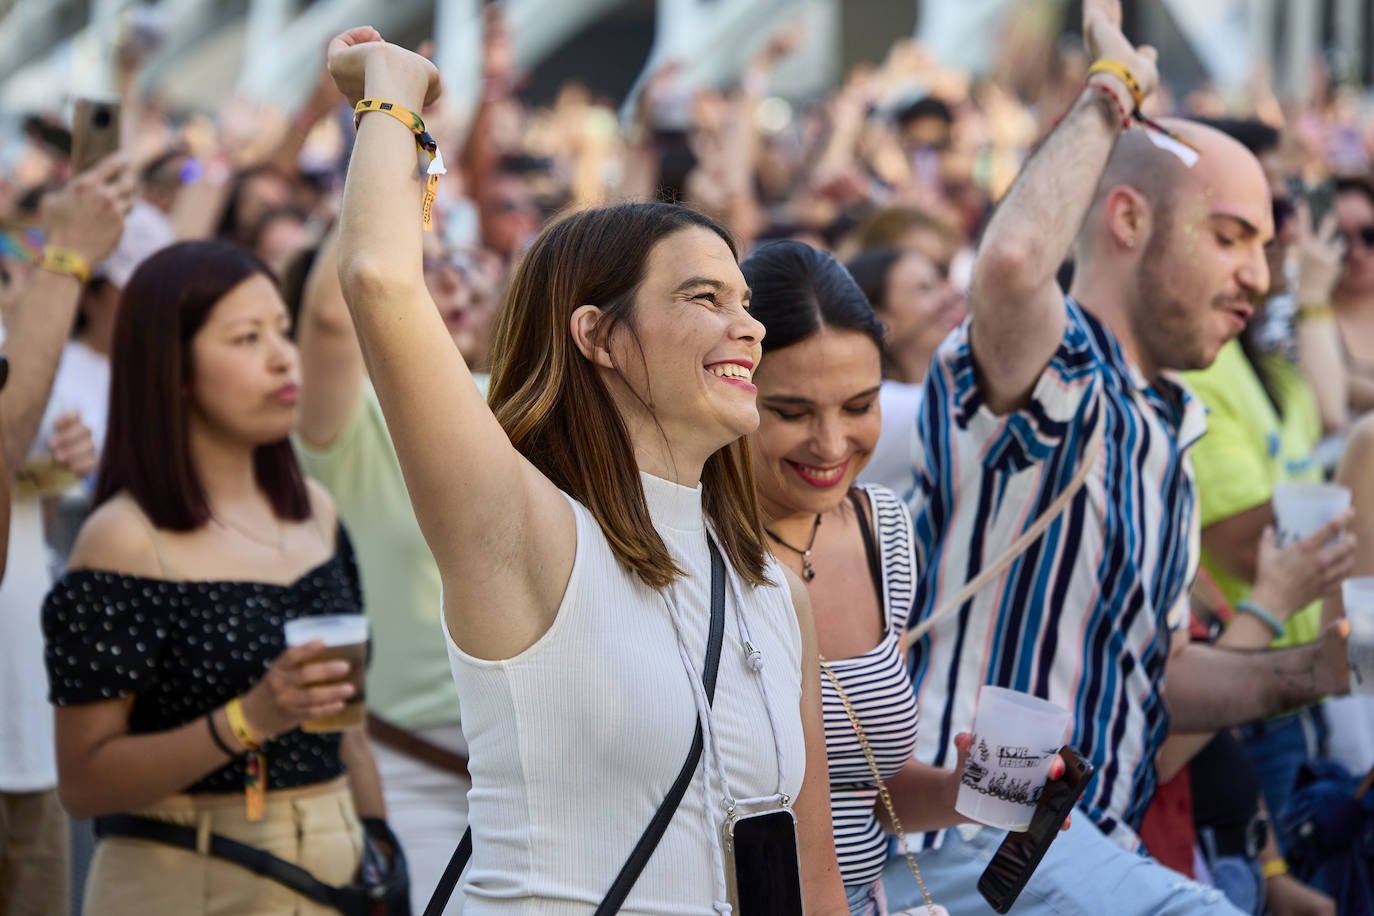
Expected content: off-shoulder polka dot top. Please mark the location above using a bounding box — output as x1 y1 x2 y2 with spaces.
42 526 363 794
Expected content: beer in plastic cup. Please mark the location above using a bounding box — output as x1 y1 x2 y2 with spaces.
284 614 368 733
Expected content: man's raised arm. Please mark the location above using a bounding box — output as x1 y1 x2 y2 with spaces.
969 0 1157 413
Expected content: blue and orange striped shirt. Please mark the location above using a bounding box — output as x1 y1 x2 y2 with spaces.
907 297 1206 850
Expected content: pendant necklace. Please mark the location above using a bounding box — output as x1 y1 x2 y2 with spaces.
764 513 822 581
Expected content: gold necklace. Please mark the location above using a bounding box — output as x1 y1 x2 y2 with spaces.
764 513 822 581
213 513 286 554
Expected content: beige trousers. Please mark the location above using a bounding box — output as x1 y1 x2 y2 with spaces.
84 777 363 915
0 788 71 916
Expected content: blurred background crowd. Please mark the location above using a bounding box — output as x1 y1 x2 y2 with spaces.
4 0 1374 914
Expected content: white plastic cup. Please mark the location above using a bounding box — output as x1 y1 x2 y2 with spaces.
1271 481 1351 547
283 613 369 649
283 614 369 732
1343 578 1374 697
955 685 1072 832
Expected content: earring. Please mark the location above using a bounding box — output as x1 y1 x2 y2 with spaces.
1125 238 1135 249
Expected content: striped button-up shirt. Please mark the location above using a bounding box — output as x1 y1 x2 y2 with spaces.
907 298 1206 849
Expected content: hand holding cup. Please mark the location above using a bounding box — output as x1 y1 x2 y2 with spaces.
239 641 357 741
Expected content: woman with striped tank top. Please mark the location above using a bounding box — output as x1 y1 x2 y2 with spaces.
742 241 1064 915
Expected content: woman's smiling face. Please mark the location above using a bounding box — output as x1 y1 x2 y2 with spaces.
750 327 883 519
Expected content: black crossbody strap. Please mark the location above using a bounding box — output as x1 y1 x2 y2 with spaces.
424 540 729 916
93 814 344 908
594 539 727 915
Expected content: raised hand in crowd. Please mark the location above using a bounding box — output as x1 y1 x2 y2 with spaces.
1291 197 1352 433
3 154 133 470
44 411 98 479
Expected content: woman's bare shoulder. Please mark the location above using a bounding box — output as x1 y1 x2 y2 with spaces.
67 495 163 578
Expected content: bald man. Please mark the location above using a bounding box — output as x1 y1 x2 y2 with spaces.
882 2 1348 913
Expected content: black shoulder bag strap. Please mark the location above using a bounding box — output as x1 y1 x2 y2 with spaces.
90 815 387 915
423 540 729 916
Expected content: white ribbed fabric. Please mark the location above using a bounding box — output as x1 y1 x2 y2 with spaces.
445 473 806 914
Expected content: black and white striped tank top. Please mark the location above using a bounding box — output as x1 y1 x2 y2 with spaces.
821 483 919 887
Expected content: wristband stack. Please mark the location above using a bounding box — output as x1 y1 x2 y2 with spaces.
1084 58 1200 158
225 697 267 821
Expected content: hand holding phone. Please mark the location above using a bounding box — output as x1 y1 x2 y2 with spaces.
977 746 1094 914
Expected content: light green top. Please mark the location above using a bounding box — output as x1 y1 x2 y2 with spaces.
1184 340 1322 648
295 375 487 729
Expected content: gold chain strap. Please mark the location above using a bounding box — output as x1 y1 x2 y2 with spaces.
820 658 938 916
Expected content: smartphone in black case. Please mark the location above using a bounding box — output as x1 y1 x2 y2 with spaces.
723 806 804 915
977 746 1095 914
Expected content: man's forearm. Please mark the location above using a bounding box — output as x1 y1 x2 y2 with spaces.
1165 641 1335 731
2 270 84 468
972 84 1122 300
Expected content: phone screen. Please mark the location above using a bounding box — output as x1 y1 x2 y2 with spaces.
729 809 804 915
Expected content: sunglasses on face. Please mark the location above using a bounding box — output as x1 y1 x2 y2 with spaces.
1342 225 1374 249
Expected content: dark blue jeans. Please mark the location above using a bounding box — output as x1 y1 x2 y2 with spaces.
1238 705 1326 851
1197 827 1265 915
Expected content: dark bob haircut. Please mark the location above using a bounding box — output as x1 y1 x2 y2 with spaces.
741 239 885 356
94 239 310 529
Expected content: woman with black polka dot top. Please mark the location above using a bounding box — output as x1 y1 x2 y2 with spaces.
41 240 391 915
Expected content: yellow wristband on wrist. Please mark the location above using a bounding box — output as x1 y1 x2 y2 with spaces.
1087 59 1144 109
1297 303 1334 322
1262 858 1289 879
37 246 91 284
224 697 262 750
353 98 445 232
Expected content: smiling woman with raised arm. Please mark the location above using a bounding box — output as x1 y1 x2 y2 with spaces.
327 28 847 915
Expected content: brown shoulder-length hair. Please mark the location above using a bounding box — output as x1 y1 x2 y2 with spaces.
94 239 310 529
487 202 770 589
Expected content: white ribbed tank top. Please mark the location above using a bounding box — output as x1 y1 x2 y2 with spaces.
445 473 806 914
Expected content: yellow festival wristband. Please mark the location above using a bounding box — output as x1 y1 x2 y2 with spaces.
37 246 91 284
1262 858 1289 880
353 98 445 231
224 697 261 750
1087 59 1144 109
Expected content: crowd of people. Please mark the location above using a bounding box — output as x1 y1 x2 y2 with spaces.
4 0 1374 913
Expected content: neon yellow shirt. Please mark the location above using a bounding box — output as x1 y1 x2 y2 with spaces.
1184 341 1322 648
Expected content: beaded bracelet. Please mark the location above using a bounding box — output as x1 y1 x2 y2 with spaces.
1089 80 1132 131
1235 599 1286 639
